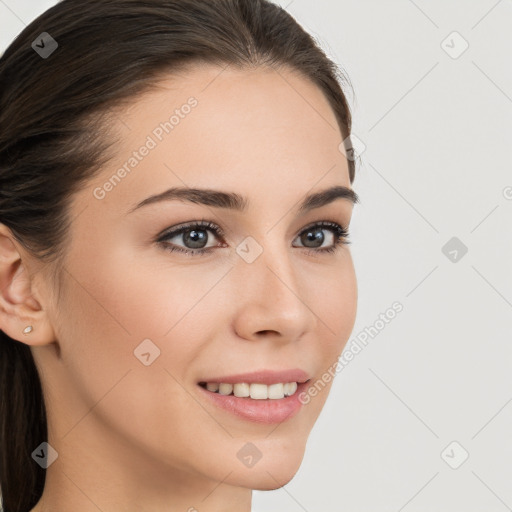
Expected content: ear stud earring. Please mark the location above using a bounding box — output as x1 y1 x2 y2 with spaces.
23 326 33 335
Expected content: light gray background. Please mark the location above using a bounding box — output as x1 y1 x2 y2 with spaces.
1 1 511 511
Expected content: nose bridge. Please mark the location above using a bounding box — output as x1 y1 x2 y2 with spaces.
231 231 315 336
238 230 297 297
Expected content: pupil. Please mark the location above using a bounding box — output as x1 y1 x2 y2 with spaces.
303 228 323 247
185 229 207 248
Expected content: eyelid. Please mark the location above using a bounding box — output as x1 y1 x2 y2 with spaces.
155 218 350 257
156 218 349 241
156 219 225 242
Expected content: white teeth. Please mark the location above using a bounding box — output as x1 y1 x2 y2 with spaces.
268 383 284 399
203 381 299 399
283 382 297 396
218 383 233 395
250 383 268 400
233 383 250 397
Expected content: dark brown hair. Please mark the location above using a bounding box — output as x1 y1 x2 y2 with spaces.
0 1 355 510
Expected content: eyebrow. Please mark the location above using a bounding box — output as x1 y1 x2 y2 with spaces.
128 184 359 215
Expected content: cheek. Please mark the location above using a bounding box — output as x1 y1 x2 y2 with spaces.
334 265 358 350
55 260 233 473
68 246 222 340
310 255 358 357
56 251 231 422
54 248 201 399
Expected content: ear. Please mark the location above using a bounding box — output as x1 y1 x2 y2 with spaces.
0 223 56 346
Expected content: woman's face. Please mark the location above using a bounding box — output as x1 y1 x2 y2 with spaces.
32 63 357 504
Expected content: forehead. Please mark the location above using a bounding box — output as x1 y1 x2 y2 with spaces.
79 63 351 217
116 63 344 155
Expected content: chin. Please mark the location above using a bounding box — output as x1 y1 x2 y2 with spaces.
226 442 306 490
249 467 301 491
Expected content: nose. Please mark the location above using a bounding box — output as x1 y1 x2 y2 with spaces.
231 240 318 344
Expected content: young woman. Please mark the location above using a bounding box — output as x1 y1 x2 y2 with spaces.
0 1 359 510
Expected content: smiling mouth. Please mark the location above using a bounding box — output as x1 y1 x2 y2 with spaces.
196 375 312 424
198 380 310 400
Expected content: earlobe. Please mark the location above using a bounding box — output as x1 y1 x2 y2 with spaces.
23 325 34 335
0 224 56 346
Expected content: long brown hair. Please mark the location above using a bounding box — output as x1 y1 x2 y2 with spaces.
0 1 355 510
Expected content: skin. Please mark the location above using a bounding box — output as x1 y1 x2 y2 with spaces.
0 63 357 512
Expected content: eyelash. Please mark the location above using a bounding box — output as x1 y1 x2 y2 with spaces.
156 219 351 257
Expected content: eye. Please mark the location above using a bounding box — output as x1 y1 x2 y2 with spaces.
156 219 350 257
293 221 351 255
156 220 224 256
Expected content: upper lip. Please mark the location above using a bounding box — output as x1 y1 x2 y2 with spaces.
198 369 311 385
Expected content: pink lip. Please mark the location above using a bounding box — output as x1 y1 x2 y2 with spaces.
196 368 311 424
197 368 310 385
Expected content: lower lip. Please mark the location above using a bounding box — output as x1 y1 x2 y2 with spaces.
197 381 310 424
